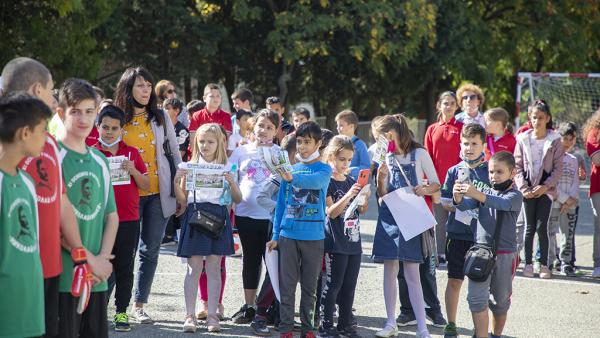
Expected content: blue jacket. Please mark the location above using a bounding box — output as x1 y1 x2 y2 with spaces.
441 161 491 241
456 186 523 252
272 161 332 241
349 136 371 180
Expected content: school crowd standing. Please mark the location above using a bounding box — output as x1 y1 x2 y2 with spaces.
1 57 599 338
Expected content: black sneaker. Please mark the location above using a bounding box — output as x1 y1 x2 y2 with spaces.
232 304 256 324
396 312 417 326
426 311 447 328
337 324 362 338
561 265 576 277
317 326 340 338
251 318 271 336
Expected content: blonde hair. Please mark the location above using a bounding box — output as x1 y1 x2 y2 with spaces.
372 114 421 155
324 135 354 164
190 123 228 164
457 83 485 108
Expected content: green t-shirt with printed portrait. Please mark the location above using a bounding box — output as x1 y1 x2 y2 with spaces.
58 143 116 293
0 169 45 338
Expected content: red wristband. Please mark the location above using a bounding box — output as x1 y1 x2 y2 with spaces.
71 247 87 264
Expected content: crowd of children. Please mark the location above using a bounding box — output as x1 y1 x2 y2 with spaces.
2 57 599 338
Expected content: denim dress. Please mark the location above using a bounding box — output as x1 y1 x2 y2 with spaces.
372 149 424 263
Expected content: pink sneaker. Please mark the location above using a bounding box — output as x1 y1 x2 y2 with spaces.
522 264 534 277
540 265 552 279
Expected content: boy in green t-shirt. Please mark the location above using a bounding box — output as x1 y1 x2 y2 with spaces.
55 78 119 338
0 93 52 337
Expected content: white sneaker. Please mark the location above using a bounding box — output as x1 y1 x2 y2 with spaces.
375 324 398 337
416 330 432 338
592 267 600 278
182 315 197 333
133 307 153 324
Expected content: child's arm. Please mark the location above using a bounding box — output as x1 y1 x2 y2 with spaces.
532 140 565 197
453 183 479 211
482 190 523 212
267 182 287 251
440 167 456 211
349 140 371 178
124 156 149 191
282 165 332 190
174 169 188 216
358 199 369 215
256 177 280 214
99 211 119 261
224 172 242 204
514 139 532 196
326 183 361 219
375 162 389 198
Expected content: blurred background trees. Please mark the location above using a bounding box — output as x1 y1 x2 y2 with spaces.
2 0 599 126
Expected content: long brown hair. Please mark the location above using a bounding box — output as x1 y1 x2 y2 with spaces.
372 114 422 155
114 66 164 126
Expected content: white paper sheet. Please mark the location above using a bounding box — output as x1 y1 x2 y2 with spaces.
344 184 371 221
264 248 280 302
108 156 131 186
381 188 436 241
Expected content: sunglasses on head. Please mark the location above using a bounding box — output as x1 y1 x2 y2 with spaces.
462 94 478 101
266 97 281 104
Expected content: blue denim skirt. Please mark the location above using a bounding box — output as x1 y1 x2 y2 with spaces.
177 202 234 257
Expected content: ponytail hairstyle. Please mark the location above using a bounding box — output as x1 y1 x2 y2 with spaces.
373 114 422 155
324 135 355 165
435 91 458 117
531 99 553 130
190 123 228 165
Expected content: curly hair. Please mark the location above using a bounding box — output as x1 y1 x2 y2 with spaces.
583 108 600 142
456 83 485 108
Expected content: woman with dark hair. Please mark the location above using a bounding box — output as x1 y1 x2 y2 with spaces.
114 66 182 324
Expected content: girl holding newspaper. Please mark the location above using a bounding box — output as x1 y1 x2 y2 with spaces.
174 123 242 333
372 115 440 338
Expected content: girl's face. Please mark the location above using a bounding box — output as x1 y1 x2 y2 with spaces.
197 132 219 161
330 149 354 175
530 108 550 131
204 89 222 111
254 116 277 143
484 116 504 135
461 90 480 116
132 76 152 106
439 96 457 116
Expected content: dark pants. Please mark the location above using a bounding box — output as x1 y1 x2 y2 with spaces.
236 216 270 289
55 291 108 338
524 195 552 265
278 236 324 334
108 220 140 313
320 253 361 330
43 276 60 338
398 255 442 315
256 272 276 317
571 206 579 266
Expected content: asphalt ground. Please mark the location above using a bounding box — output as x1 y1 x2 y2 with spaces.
108 187 600 338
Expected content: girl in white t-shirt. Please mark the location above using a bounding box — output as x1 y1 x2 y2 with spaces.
229 109 281 322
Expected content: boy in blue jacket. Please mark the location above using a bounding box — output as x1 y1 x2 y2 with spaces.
440 123 492 337
267 121 332 338
453 151 522 338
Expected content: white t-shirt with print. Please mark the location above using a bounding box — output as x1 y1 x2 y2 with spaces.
529 134 546 178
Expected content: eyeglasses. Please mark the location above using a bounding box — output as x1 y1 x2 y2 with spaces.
167 89 176 94
462 94 478 101
266 96 281 104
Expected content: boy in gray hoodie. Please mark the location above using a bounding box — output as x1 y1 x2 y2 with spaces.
453 151 523 338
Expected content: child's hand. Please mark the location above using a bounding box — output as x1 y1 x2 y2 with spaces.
121 160 135 173
346 184 362 199
224 172 235 185
531 185 548 198
414 185 429 196
560 197 577 214
266 240 278 252
462 183 478 198
376 164 389 186
452 183 464 203
278 168 293 182
175 201 187 217
174 168 187 184
578 166 586 180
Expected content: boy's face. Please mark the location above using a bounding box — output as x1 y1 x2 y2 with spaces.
238 115 252 132
204 89 222 111
336 119 355 137
484 116 504 135
488 159 515 185
296 135 321 159
232 98 250 112
133 76 152 107
561 134 576 152
267 103 284 118
98 116 122 145
23 119 48 158
292 114 308 129
460 135 485 161
164 104 180 121
60 99 97 140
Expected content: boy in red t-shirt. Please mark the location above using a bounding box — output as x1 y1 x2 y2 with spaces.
483 107 516 161
94 105 149 332
189 83 232 154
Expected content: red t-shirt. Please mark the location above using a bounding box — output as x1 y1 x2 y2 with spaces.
18 134 64 278
85 127 99 147
587 128 600 196
424 117 463 184
94 141 147 222
484 131 517 161
189 108 232 133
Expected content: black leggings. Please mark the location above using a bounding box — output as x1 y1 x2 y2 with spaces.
524 195 552 265
236 216 270 289
108 220 140 313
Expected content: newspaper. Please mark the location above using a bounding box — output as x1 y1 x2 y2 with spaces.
108 156 130 186
260 147 293 175
372 135 389 165
343 184 371 221
178 162 226 194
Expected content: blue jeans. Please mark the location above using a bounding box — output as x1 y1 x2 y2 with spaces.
134 194 170 303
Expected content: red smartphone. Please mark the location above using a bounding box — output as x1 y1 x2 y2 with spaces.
357 169 370 186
